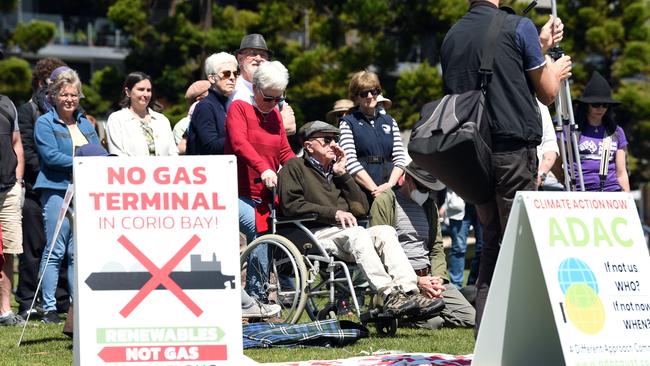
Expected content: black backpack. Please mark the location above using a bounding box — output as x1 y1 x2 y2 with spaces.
408 11 505 205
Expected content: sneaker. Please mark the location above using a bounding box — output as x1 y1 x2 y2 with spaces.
0 312 26 326
41 311 62 324
242 299 282 318
18 308 42 321
375 290 418 317
407 292 446 316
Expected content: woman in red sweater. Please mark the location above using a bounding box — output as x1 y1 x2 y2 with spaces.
224 60 294 300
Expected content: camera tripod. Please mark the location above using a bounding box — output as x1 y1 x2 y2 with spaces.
525 0 585 191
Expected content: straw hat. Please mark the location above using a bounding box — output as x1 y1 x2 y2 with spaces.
376 95 392 109
325 99 354 124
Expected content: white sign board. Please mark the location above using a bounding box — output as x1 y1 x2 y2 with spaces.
73 156 243 365
474 191 650 366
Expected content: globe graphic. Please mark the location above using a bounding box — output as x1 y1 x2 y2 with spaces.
558 258 598 294
565 284 605 334
557 258 605 334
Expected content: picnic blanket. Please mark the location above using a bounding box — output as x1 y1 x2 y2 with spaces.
244 319 369 349
263 352 473 365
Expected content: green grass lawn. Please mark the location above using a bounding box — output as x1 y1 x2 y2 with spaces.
1 317 475 365
2 242 477 365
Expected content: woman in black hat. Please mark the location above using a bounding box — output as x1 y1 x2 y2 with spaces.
574 71 629 192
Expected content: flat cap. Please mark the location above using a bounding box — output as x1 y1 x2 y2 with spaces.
299 120 340 141
185 80 211 103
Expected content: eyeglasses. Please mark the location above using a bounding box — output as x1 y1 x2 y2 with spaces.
590 103 609 108
312 135 339 145
219 70 240 79
59 93 79 100
258 88 285 103
356 88 381 98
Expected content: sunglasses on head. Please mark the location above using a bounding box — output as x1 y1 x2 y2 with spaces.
258 88 285 103
356 88 381 98
312 135 339 144
590 103 609 108
219 70 240 79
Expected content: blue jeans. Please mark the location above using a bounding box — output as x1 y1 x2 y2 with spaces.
448 204 483 288
448 216 471 288
239 197 268 300
39 189 74 312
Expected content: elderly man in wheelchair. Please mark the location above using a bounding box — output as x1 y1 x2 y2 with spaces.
276 121 444 319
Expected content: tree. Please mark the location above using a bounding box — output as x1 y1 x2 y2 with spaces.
0 57 31 103
10 20 56 54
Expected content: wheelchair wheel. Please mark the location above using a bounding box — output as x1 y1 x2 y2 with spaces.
240 234 308 324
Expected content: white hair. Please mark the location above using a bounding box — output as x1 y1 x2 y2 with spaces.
253 61 289 91
204 52 238 76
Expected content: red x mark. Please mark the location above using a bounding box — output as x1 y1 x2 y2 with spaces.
117 234 203 317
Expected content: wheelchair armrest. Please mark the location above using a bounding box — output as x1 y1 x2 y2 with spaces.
276 213 318 224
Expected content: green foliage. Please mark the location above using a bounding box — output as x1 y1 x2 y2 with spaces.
10 20 56 53
393 63 444 130
0 57 31 103
81 66 124 118
107 0 147 34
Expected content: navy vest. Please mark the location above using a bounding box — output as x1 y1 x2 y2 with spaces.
342 109 394 185
441 3 542 151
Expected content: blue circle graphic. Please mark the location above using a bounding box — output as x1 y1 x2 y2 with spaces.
557 258 598 294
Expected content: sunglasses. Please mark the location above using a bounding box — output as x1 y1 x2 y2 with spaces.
258 88 285 103
312 135 339 145
219 70 240 79
590 103 609 108
356 88 381 98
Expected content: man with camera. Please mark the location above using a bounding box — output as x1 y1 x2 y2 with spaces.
440 0 572 332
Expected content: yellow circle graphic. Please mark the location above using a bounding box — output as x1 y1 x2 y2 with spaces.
565 283 605 334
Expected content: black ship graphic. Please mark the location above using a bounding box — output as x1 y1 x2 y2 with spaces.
85 254 236 291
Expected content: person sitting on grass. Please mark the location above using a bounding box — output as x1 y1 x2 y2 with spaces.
370 162 475 330
277 121 443 317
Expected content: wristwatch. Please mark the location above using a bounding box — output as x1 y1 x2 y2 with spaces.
539 172 547 182
16 178 25 187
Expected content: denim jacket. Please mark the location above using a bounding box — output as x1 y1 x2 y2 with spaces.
34 108 99 191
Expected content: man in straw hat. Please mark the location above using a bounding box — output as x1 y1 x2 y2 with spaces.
231 34 295 135
325 99 354 125
370 162 475 330
278 121 444 317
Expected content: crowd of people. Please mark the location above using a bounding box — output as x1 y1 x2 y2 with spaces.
0 0 633 346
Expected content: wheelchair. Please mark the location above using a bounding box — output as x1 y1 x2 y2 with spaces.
240 193 404 336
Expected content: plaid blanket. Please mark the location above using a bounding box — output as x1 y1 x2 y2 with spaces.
264 352 473 365
243 319 369 349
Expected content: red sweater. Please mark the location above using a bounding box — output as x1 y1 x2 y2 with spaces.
224 100 295 201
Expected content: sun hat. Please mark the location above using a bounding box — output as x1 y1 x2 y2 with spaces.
403 162 446 191
575 71 620 106
235 34 273 58
184 80 211 103
325 99 354 124
299 120 340 141
376 95 392 109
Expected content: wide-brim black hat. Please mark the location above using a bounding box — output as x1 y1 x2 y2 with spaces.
403 162 445 191
575 71 620 105
235 33 273 57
